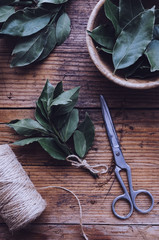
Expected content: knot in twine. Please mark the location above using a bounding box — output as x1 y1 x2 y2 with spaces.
0 145 89 239
66 155 108 178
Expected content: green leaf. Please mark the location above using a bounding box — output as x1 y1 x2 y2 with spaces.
73 130 86 158
37 79 54 116
0 7 52 37
51 97 71 105
155 9 159 24
13 137 44 146
52 87 80 105
119 0 144 28
113 8 155 71
53 81 63 99
37 24 57 62
0 0 15 5
104 0 120 35
153 25 159 40
50 86 80 116
100 47 112 54
87 25 115 50
60 109 79 142
0 6 15 23
35 107 52 131
38 0 68 4
38 137 70 160
125 63 158 79
145 40 159 72
78 113 95 153
56 12 71 45
53 112 70 130
10 29 47 67
8 119 48 136
124 56 145 78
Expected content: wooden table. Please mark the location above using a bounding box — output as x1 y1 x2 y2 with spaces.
0 0 159 239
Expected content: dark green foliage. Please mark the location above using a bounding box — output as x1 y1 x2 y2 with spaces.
0 0 71 67
88 0 159 79
8 80 95 160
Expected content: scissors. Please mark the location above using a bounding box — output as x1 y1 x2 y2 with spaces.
100 95 154 220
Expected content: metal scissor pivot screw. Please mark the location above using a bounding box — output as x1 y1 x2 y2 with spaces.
116 152 120 156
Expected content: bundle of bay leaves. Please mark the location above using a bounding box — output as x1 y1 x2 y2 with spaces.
8 80 95 164
0 0 71 67
88 0 159 79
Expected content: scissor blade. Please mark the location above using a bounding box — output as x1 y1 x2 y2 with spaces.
100 95 120 148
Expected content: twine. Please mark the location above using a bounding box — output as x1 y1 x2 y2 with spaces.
41 186 89 240
66 155 108 177
0 145 112 239
0 144 46 231
0 145 89 239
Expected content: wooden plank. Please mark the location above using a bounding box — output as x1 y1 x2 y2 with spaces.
0 108 159 166
0 1 159 109
0 109 158 226
0 224 159 240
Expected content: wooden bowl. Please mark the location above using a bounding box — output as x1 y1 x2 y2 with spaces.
86 0 159 89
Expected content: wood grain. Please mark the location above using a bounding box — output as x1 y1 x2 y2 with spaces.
0 109 159 226
0 0 159 239
0 224 159 240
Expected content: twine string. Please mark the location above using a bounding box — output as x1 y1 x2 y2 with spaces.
0 144 46 231
66 155 108 177
0 145 108 239
40 186 89 240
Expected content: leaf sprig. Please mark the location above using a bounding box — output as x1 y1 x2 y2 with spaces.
8 80 95 161
88 0 159 79
0 0 71 67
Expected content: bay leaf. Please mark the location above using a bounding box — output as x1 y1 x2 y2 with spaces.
53 81 63 99
155 9 159 24
38 137 70 160
87 25 115 50
0 6 15 23
119 0 144 28
153 25 159 40
8 119 48 136
50 86 80 116
0 0 15 5
53 112 70 130
14 137 44 146
1 7 52 37
124 56 144 78
104 0 120 35
100 47 112 54
56 12 71 45
36 100 48 120
60 109 79 142
38 0 68 4
145 39 159 72
10 29 46 67
78 113 94 153
37 24 57 62
35 107 52 131
73 130 86 158
38 79 54 116
113 8 155 71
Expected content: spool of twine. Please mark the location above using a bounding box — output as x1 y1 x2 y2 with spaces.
0 144 46 231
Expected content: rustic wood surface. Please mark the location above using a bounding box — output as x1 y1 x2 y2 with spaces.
0 0 159 239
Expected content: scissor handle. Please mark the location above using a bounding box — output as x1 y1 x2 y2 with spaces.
131 189 154 214
112 192 134 220
113 166 154 219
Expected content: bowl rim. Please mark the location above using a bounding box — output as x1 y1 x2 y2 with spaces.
86 0 159 89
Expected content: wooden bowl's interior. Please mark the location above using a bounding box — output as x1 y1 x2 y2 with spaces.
86 0 159 89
